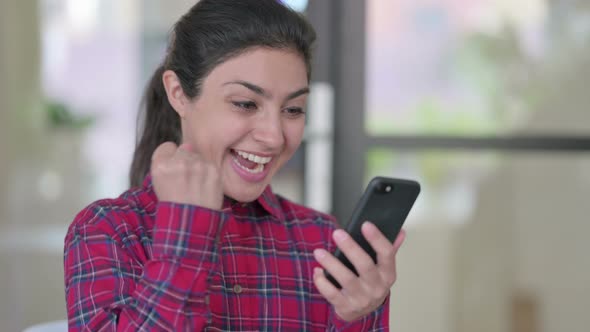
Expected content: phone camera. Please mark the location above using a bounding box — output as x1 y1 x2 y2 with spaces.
375 183 393 194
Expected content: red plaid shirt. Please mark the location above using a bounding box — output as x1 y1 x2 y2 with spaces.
64 175 390 331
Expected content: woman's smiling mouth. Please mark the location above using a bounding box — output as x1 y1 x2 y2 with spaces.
230 149 274 176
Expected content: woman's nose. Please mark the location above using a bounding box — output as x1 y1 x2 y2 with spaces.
252 112 285 149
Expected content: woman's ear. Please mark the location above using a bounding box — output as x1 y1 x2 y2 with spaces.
162 69 189 118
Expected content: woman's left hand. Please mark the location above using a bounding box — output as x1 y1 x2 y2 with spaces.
313 222 406 322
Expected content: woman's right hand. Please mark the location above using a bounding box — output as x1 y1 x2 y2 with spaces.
151 142 224 210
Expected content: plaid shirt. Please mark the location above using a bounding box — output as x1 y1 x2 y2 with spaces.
64 175 390 331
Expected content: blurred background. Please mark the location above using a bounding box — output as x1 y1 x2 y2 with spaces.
1 0 589 331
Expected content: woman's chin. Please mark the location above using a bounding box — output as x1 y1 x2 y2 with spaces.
222 162 273 203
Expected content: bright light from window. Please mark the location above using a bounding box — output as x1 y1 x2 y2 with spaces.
280 0 308 13
67 0 99 37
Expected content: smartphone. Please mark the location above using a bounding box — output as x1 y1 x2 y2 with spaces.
325 176 420 289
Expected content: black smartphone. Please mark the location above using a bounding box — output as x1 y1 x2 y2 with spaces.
325 176 421 289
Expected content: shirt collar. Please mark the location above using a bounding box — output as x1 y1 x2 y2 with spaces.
256 185 285 221
142 173 285 221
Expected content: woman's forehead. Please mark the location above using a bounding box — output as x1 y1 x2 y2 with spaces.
212 48 306 79
203 48 309 94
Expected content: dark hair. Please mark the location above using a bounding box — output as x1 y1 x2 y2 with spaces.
129 0 316 187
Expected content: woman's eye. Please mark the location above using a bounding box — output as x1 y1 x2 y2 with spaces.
284 107 305 117
232 101 257 111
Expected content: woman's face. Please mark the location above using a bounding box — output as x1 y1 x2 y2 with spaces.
177 48 309 202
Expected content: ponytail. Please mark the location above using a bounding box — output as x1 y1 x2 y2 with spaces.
129 65 181 187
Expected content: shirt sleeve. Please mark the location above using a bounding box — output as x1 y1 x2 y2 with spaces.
327 295 390 331
64 201 229 331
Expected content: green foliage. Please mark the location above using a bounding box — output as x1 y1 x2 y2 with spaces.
45 101 95 130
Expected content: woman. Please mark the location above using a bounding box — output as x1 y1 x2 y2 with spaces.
64 0 405 330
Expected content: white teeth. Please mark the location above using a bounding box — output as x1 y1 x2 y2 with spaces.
236 150 272 164
233 156 265 174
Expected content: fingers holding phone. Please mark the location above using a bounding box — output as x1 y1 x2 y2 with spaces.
361 221 406 285
312 224 406 322
313 176 419 322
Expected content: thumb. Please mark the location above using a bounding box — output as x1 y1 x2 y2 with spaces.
178 142 194 153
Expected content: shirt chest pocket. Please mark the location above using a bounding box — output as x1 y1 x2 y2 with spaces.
220 233 312 296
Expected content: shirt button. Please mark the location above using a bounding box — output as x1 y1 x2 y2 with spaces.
204 295 210 305
233 284 243 294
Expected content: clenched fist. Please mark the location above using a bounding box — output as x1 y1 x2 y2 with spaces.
151 142 224 210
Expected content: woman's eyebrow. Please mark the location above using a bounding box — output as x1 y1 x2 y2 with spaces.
224 80 269 97
223 80 309 100
286 87 310 100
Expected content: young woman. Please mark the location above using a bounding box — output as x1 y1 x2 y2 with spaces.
64 0 405 330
